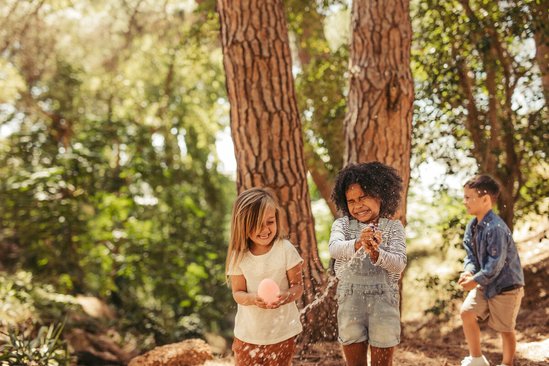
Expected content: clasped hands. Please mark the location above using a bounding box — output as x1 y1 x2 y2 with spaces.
253 292 290 309
356 225 382 262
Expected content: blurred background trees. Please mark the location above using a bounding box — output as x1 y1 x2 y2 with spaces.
412 0 548 230
1 0 234 346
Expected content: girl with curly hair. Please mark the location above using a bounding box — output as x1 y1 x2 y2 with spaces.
329 162 407 366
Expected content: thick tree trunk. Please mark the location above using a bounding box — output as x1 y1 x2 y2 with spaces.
343 0 414 322
217 0 336 341
343 0 414 221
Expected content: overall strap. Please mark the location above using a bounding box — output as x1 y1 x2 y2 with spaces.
378 218 393 237
347 218 359 239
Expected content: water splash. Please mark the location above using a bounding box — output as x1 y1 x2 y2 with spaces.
299 225 379 315
299 274 338 315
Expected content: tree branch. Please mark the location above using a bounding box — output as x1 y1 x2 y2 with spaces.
453 47 486 165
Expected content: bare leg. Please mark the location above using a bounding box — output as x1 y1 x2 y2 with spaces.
461 310 482 357
370 346 394 366
501 331 516 365
342 342 368 366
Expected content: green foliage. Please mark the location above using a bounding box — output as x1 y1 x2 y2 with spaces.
287 0 349 175
0 272 78 327
416 273 464 320
0 323 71 366
411 0 548 222
405 181 469 319
0 1 234 345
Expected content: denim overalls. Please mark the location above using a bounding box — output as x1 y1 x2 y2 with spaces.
336 219 401 348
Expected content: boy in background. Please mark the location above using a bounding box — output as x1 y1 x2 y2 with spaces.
458 175 525 366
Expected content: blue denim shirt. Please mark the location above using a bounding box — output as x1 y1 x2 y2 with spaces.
463 210 525 299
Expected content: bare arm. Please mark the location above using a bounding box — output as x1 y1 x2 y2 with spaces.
230 275 270 309
275 263 303 307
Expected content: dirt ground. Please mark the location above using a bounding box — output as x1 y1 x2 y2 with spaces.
205 253 548 366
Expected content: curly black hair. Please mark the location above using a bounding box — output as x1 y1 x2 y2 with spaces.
331 162 403 218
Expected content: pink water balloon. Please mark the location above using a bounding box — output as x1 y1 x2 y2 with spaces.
257 278 280 304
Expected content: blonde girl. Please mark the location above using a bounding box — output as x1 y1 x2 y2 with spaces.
226 187 304 366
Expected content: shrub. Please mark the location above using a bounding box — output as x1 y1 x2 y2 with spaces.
0 323 71 366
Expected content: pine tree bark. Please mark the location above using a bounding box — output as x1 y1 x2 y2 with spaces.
343 0 414 321
343 0 414 221
217 0 336 341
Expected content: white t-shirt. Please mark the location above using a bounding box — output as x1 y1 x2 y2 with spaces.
227 239 304 345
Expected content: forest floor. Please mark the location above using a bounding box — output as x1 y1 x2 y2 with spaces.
204 246 549 366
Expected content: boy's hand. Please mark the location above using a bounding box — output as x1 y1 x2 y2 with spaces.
459 276 478 291
458 271 472 285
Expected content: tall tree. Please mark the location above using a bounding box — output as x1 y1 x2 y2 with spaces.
413 0 548 230
344 0 414 220
286 0 348 217
526 0 549 103
217 0 335 341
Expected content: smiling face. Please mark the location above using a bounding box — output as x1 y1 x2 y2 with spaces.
249 205 278 253
345 183 381 223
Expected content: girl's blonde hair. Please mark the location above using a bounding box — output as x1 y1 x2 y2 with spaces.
225 187 283 278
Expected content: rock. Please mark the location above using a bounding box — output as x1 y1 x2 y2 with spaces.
128 339 213 366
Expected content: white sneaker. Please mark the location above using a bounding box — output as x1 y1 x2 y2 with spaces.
461 356 472 366
460 355 490 366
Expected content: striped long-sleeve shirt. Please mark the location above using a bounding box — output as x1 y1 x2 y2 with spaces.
329 216 407 289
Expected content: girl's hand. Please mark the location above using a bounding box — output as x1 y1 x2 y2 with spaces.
254 292 288 309
359 226 382 254
268 292 290 309
253 294 271 309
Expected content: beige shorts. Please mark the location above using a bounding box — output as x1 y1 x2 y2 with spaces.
461 286 524 332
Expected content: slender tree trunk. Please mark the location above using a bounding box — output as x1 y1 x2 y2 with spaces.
343 0 414 221
304 147 338 217
455 0 527 231
529 1 549 103
217 0 336 341
289 0 344 217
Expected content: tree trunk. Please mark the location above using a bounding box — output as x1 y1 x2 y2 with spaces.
304 147 338 217
288 0 344 217
343 0 413 322
529 1 549 103
343 0 414 221
455 0 527 232
217 0 336 341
